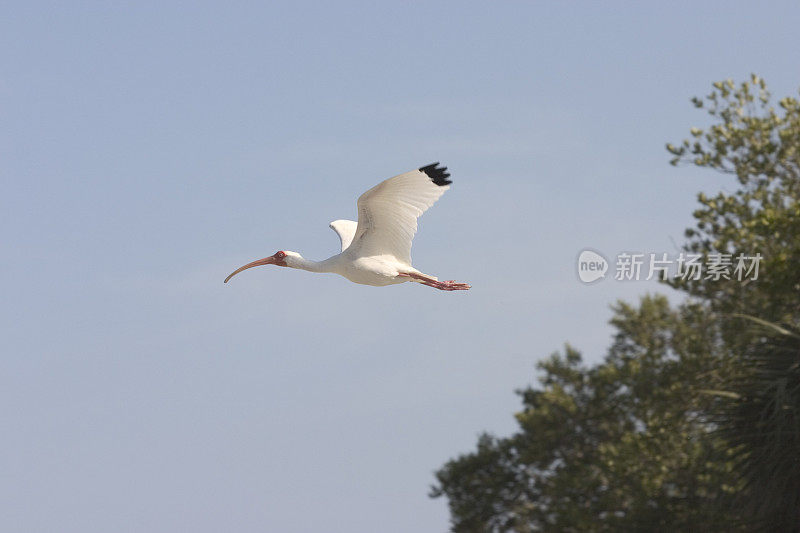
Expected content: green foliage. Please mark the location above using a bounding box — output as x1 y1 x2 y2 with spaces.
433 76 800 531
665 77 800 529
432 296 742 532
666 74 800 324
708 317 800 531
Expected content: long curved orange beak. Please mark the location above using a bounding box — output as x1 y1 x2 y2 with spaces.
224 256 277 283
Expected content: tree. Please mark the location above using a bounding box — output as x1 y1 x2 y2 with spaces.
432 76 800 531
432 296 741 532
664 76 800 531
666 74 800 326
711 318 800 532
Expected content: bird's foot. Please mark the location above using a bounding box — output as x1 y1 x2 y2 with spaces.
399 272 470 291
438 280 471 291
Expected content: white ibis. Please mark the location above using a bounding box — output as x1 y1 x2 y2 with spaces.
224 163 471 291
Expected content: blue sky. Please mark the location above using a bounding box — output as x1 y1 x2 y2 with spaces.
2 2 799 532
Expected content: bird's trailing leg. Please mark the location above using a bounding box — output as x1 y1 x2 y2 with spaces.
399 272 471 291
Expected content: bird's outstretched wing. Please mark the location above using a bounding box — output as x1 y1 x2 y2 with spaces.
329 219 358 252
348 163 451 265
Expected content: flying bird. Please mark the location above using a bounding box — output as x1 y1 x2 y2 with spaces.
224 163 470 291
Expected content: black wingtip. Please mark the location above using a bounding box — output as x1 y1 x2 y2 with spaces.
419 162 452 186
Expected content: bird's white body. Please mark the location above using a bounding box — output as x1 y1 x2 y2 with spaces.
225 163 470 291
283 251 415 286
335 255 406 286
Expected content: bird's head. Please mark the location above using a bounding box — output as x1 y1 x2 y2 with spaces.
224 250 302 283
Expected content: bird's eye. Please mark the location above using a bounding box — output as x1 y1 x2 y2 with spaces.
277 251 285 258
